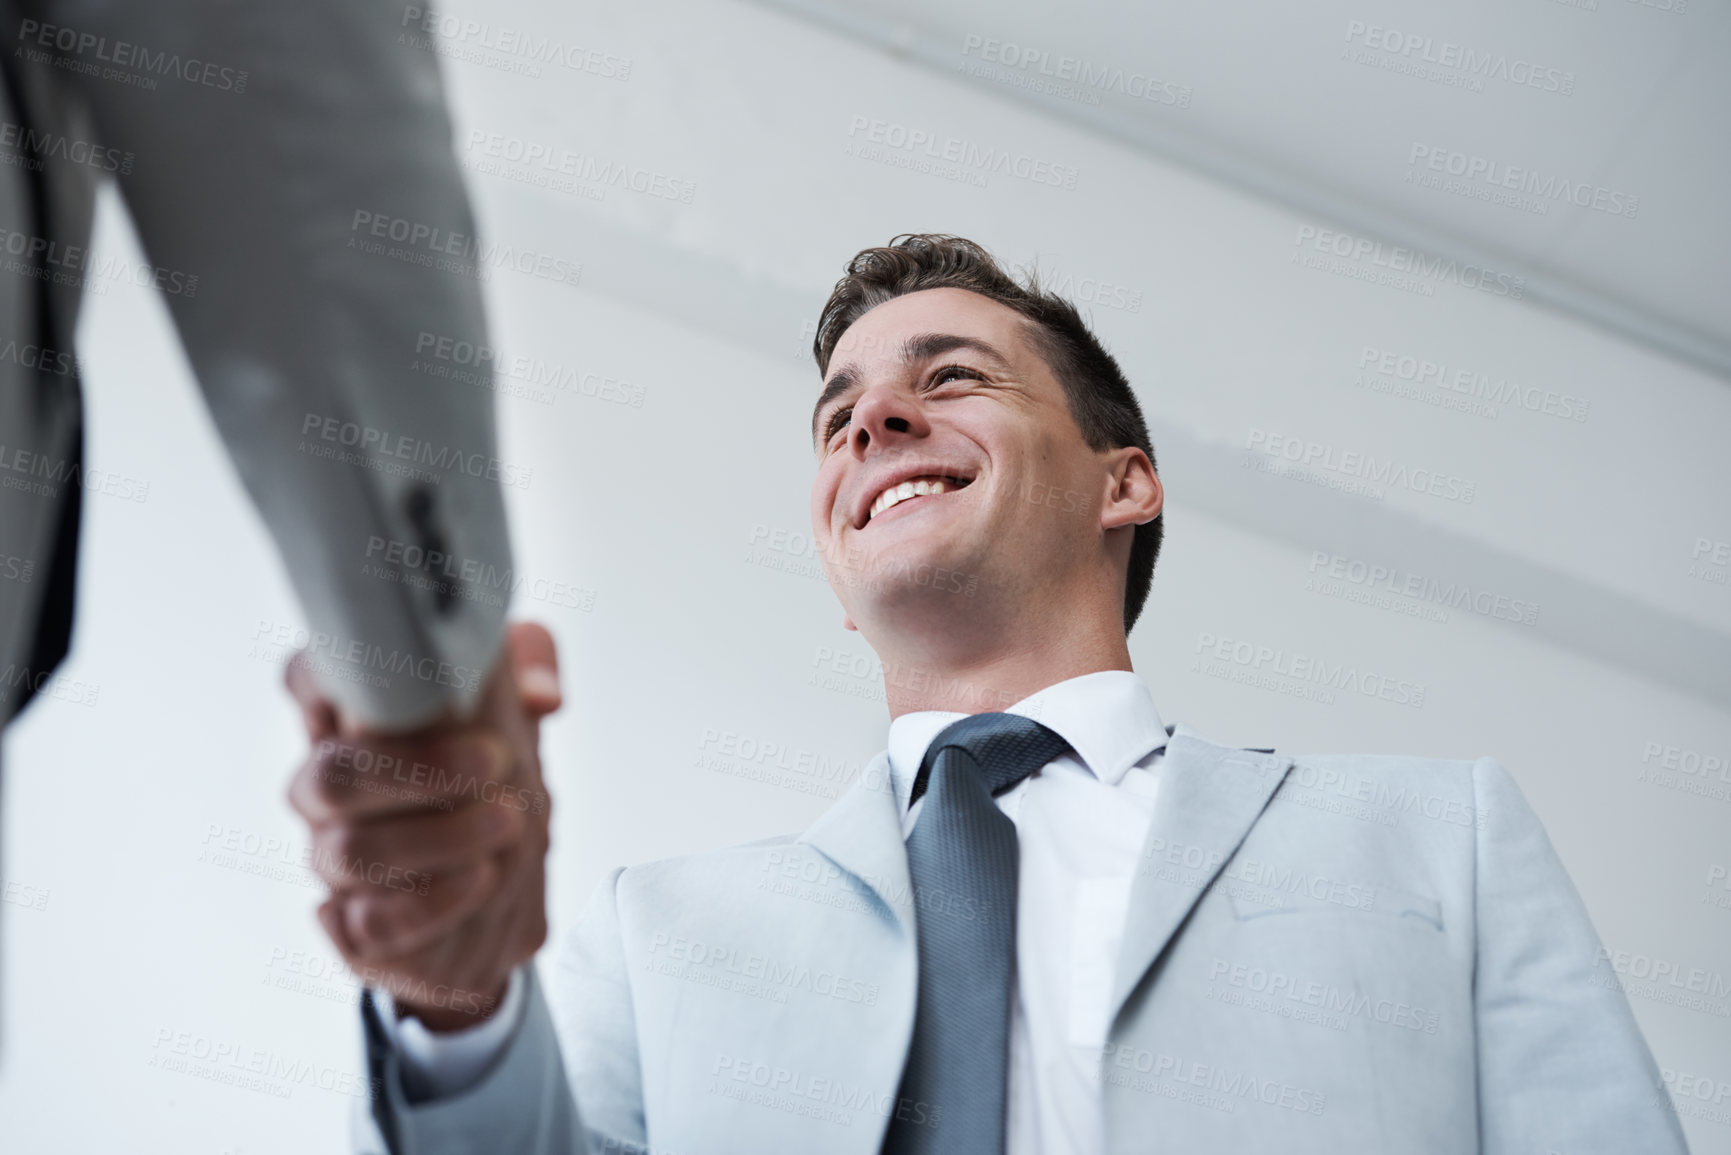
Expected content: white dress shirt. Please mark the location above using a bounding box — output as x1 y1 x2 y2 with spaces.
381 668 1169 1153
887 670 1167 1155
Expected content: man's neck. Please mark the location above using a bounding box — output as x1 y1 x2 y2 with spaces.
870 619 1134 718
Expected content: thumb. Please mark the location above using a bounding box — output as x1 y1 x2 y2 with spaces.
506 621 561 720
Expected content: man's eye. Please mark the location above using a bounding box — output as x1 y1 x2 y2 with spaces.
824 367 976 446
825 408 853 442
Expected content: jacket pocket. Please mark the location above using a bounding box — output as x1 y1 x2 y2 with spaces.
1222 880 1443 932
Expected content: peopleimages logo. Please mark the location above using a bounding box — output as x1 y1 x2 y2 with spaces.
844 115 1080 190
0 120 134 174
1689 536 1729 588
1636 739 1731 804
1357 345 1590 423
0 441 150 503
463 130 697 204
412 332 644 409
249 619 486 694
1192 631 1428 709
1010 262 1143 313
1592 946 1731 1016
1246 429 1477 505
958 35 1192 109
1306 551 1539 627
351 211 583 286
1407 144 1639 219
14 18 249 93
1343 21 1575 95
1292 225 1526 299
0 224 198 297
399 7 633 80
1654 1067 1731 1129
297 412 533 490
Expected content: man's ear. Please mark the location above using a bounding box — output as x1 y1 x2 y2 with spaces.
1102 447 1162 531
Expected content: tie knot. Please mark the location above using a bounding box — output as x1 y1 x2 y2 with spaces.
908 712 1071 807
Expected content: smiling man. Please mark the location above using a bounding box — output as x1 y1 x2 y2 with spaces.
805 256 1162 719
293 235 1686 1155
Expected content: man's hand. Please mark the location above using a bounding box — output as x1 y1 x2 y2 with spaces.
286 622 562 1032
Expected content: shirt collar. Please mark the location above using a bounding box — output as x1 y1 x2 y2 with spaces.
886 669 1168 812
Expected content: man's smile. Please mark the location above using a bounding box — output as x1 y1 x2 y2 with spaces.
853 465 976 529
868 475 972 522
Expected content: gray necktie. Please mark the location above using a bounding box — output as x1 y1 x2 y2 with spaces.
882 712 1071 1155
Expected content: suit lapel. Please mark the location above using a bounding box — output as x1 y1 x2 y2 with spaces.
797 752 916 933
1109 725 1290 1026
793 737 1290 1046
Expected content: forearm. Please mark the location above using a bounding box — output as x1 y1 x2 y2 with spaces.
31 0 510 728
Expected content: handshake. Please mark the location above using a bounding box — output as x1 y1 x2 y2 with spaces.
284 622 562 1032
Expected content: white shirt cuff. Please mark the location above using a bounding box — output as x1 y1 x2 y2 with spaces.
372 967 527 1102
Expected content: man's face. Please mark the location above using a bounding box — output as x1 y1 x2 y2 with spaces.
808 287 1121 634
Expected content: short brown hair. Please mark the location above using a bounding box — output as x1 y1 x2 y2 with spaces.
814 233 1162 635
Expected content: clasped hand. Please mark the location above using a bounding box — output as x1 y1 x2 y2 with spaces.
284 622 561 1032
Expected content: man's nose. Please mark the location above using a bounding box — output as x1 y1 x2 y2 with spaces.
848 387 924 457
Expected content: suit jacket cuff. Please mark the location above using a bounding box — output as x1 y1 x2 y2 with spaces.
357 965 580 1155
372 967 528 1103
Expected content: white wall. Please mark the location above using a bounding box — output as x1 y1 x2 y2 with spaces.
2 0 1727 1150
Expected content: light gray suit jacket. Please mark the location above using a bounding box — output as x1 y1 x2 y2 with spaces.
355 724 1689 1154
0 0 508 732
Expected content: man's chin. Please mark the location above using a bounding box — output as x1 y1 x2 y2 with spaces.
831 540 982 604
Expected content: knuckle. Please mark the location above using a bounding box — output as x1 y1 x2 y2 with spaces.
291 759 334 814
351 896 401 947
320 823 362 866
311 738 350 779
489 805 526 840
312 771 349 812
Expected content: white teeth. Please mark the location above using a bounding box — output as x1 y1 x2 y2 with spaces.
869 475 956 521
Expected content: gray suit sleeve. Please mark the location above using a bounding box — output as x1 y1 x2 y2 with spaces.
26 0 512 728
1471 756 1690 1153
354 966 585 1155
355 868 647 1155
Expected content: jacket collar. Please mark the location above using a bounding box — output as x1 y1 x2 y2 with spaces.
797 752 916 931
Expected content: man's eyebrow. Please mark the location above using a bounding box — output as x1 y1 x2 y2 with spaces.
901 332 1013 371
811 333 1013 446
